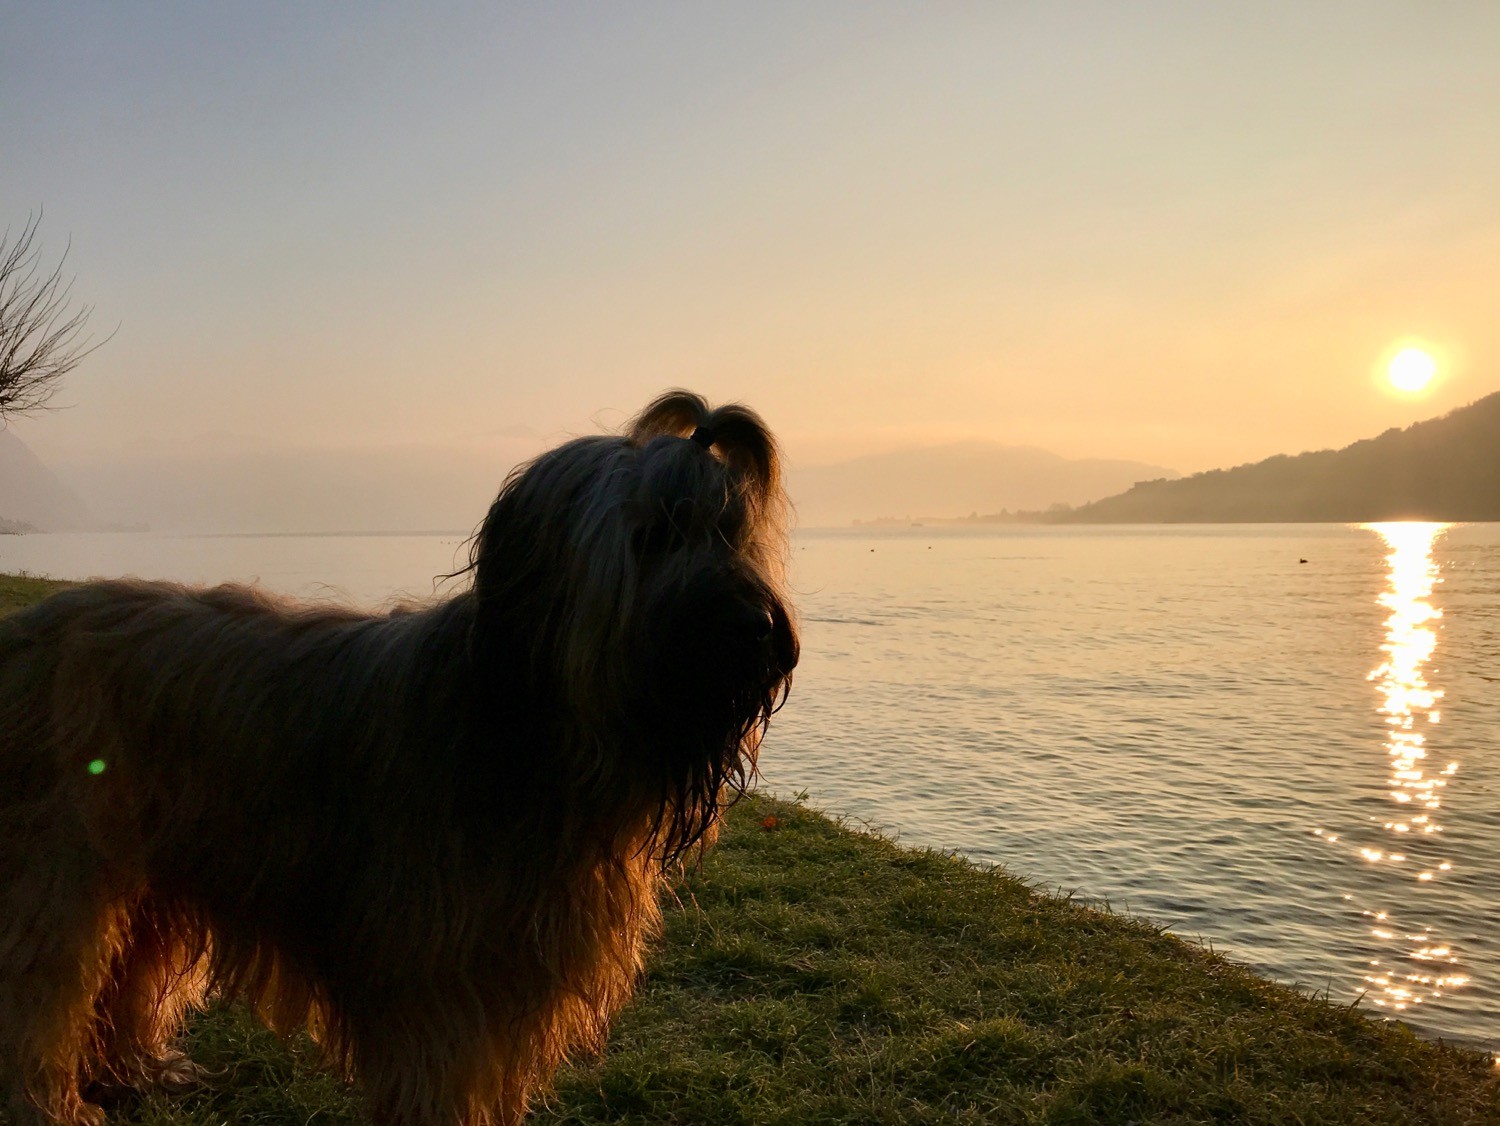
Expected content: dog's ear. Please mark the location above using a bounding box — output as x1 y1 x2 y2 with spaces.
628 390 784 526
628 390 710 444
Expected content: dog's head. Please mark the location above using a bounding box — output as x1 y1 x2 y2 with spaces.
468 391 798 861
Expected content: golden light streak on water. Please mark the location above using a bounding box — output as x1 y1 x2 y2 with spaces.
1346 522 1462 1016
1368 523 1450 841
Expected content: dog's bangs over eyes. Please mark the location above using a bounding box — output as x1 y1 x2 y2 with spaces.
628 436 747 557
624 437 793 697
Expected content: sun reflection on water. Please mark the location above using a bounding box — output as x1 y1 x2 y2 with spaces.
1368 523 1451 847
1327 522 1461 1017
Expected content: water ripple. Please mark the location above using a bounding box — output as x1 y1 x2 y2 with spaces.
766 523 1500 1048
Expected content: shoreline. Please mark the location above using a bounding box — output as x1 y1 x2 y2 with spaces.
549 794 1499 1123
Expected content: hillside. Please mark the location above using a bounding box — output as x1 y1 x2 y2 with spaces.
1065 391 1500 523
790 442 1177 527
0 429 96 531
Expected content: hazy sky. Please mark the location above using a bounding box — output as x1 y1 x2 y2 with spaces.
3 2 1498 530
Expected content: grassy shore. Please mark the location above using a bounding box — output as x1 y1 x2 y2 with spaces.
0 572 73 615
2 577 1497 1123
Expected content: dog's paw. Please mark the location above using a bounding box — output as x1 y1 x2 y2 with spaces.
142 1049 215 1093
89 1049 215 1107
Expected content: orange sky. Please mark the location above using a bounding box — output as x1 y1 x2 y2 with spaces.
4 3 1498 530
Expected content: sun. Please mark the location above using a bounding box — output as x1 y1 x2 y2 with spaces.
1387 346 1437 393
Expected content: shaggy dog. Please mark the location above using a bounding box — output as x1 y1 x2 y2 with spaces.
0 391 798 1125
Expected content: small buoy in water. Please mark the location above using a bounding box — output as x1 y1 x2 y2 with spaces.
1299 558 1308 564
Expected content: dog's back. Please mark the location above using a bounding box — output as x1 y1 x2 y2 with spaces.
0 580 486 1124
0 579 477 934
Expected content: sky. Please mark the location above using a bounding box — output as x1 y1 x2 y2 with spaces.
3 2 1499 531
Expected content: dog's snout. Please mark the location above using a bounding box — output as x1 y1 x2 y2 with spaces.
750 603 798 678
729 602 775 647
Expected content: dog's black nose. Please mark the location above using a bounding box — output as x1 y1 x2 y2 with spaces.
763 606 798 677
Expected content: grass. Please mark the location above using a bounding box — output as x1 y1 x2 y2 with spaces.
3 577 1497 1123
0 572 72 616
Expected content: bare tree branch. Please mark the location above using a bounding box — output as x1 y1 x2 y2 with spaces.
0 210 106 419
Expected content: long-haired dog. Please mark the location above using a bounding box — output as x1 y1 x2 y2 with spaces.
0 391 798 1125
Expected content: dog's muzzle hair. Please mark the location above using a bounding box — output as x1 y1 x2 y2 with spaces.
0 390 798 1126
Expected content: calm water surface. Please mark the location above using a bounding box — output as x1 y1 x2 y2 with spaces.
4 523 1497 1046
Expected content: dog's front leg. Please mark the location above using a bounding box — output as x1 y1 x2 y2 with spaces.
342 988 526 1126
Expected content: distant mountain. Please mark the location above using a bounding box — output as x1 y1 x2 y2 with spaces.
0 429 97 531
1064 391 1500 523
789 442 1179 527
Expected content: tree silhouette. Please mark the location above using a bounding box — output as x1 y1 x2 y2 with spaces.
0 212 102 419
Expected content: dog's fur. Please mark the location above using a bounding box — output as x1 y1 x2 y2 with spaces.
0 391 798 1125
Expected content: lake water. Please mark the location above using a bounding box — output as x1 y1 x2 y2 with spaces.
4 523 1497 1048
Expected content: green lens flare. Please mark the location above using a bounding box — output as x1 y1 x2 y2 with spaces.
87 759 107 775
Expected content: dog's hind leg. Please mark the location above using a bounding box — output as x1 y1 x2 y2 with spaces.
0 811 122 1126
88 896 210 1100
